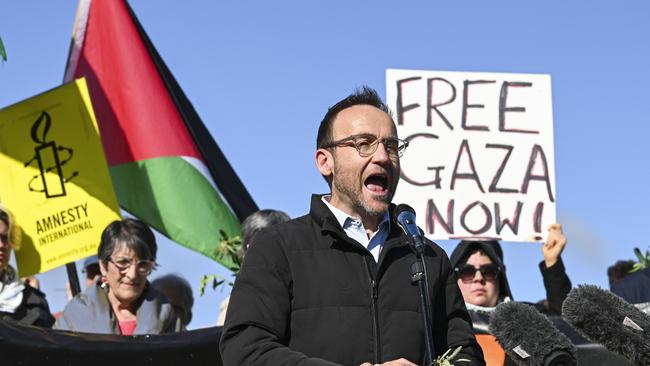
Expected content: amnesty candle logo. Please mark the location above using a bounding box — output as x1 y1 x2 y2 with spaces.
24 111 78 198
0 78 120 276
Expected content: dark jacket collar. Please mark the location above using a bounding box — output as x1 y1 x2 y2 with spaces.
309 194 410 254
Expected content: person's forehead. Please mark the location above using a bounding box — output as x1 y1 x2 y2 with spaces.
465 250 494 265
111 244 137 258
331 104 396 137
0 220 7 234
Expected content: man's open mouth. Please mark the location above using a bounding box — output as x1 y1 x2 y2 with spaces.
365 173 389 193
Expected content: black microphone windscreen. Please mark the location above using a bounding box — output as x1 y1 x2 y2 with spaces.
489 301 577 366
562 285 650 365
392 203 415 222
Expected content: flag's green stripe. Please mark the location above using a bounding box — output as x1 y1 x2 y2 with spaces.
110 157 240 269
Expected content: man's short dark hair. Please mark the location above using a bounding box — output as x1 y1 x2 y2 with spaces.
316 86 392 149
85 263 100 280
607 260 636 288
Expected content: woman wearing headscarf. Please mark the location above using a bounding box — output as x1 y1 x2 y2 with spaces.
0 205 55 327
449 224 572 365
54 218 182 335
450 224 571 329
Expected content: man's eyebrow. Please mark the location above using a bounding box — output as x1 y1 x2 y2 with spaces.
349 133 376 138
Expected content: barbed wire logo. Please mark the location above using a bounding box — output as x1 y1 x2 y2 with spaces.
23 111 78 198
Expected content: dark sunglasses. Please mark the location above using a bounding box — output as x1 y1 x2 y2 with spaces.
455 263 500 283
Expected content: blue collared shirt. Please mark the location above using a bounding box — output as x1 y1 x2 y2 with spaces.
321 195 390 262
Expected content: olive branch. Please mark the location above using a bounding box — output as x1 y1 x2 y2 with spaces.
199 230 242 296
0 36 7 62
433 346 471 366
630 247 650 273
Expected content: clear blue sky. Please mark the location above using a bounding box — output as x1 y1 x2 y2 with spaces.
1 1 649 329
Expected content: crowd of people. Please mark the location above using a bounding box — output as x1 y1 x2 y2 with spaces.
0 87 647 365
0 203 294 336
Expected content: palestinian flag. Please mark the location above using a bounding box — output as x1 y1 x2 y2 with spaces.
63 0 258 269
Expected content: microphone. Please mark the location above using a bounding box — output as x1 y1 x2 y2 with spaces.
392 204 425 254
562 285 650 365
489 301 577 366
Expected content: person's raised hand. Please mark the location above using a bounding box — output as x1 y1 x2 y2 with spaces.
542 223 567 268
22 276 40 289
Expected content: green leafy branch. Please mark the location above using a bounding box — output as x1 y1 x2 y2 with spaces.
434 346 471 366
631 247 650 273
213 229 243 272
199 230 243 296
0 36 7 62
199 274 230 296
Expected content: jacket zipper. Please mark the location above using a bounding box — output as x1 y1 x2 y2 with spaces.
364 257 381 364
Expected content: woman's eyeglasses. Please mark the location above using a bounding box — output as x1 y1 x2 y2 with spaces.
109 257 155 275
455 263 500 283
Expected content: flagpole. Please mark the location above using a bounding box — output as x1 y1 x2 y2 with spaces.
66 262 81 296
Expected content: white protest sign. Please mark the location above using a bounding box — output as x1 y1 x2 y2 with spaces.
387 69 556 242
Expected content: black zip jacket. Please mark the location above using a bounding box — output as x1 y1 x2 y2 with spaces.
220 195 485 365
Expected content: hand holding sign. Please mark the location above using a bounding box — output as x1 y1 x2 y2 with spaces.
542 223 567 268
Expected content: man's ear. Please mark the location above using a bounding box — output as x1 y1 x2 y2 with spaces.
315 148 333 177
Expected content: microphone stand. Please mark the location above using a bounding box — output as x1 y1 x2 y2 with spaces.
394 205 438 365
409 242 436 366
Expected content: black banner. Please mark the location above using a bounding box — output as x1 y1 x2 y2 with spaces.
0 319 222 366
0 317 631 365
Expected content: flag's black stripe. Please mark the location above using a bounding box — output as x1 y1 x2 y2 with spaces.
126 2 258 222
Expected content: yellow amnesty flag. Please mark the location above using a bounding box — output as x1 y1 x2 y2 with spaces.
0 78 120 276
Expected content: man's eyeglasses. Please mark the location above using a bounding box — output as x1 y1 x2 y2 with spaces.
109 256 156 275
321 134 409 158
455 263 500 283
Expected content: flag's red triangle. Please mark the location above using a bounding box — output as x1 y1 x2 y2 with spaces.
66 0 201 165
65 0 258 221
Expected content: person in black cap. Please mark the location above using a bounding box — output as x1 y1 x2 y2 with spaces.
82 255 101 289
449 224 572 330
65 255 103 301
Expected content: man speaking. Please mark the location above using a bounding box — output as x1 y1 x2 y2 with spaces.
220 87 484 366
